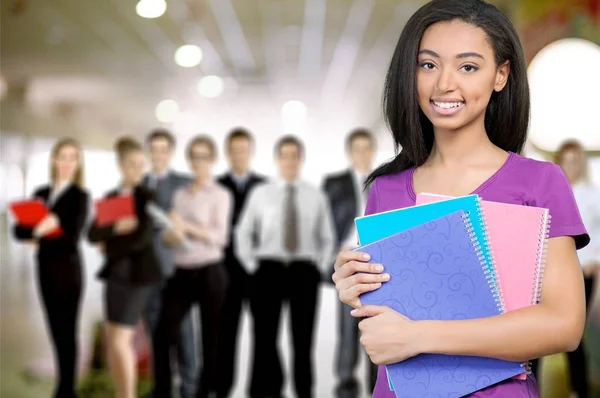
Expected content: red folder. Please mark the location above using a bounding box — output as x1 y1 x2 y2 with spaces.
9 199 64 238
94 195 135 226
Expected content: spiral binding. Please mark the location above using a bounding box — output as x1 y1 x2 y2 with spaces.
473 197 506 313
460 208 505 315
532 211 551 305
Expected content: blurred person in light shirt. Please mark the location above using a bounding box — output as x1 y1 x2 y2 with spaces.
534 139 600 398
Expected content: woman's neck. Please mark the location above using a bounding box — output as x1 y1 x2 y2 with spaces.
428 122 500 167
193 175 211 189
121 181 136 191
54 178 70 188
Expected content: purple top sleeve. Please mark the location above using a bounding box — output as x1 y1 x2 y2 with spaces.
531 163 590 249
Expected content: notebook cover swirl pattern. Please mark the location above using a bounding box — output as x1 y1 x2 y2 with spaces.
358 211 523 397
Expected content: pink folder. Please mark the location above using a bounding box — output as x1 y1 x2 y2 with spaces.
417 193 551 379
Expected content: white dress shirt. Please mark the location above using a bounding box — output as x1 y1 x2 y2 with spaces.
235 179 336 274
572 180 600 267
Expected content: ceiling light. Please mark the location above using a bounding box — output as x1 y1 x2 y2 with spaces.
197 75 224 98
528 38 600 151
136 0 166 19
155 99 179 123
175 45 203 68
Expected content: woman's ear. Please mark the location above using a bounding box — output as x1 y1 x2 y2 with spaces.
494 61 510 92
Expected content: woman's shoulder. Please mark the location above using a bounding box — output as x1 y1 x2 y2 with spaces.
68 184 89 199
134 185 154 202
32 184 51 197
371 167 414 189
370 168 415 200
506 152 561 176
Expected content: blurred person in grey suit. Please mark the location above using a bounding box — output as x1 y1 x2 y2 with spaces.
322 129 378 398
216 128 266 397
141 129 197 398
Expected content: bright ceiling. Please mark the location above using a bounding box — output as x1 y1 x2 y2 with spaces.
0 0 428 148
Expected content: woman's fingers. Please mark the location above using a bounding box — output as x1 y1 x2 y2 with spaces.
340 282 383 308
334 250 370 271
332 258 384 283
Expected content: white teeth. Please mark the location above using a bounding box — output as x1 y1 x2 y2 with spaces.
434 101 463 109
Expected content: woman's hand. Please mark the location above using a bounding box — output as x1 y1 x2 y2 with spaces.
331 250 389 309
33 213 60 237
351 305 424 365
169 211 184 227
113 216 138 235
162 228 185 247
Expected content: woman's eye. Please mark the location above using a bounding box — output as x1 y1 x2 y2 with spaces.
420 62 435 70
461 65 478 73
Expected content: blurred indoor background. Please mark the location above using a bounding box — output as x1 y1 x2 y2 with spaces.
1 0 599 397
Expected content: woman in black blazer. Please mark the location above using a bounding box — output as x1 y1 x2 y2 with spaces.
13 138 89 398
87 137 162 398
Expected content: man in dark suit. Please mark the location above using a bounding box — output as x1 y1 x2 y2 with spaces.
322 128 378 398
142 129 197 398
216 128 266 397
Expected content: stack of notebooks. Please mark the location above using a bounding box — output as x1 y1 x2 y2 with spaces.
354 193 551 397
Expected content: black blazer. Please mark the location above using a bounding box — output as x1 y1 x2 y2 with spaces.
322 170 360 247
322 170 361 282
13 184 89 265
217 172 266 255
88 186 162 286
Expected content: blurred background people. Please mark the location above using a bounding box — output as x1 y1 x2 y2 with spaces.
12 138 89 398
235 135 336 398
88 137 163 398
546 139 598 398
216 128 266 397
322 128 378 398
152 135 232 398
141 129 197 398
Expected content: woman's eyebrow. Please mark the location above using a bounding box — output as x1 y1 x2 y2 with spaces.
418 49 484 59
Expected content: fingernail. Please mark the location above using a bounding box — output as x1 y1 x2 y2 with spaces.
350 309 358 315
375 264 384 272
362 253 370 260
382 273 390 281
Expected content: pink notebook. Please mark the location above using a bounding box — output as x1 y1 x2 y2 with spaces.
417 193 551 379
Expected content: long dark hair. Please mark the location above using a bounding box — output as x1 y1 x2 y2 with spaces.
367 0 530 186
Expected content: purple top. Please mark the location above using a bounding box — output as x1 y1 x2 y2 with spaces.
367 152 589 398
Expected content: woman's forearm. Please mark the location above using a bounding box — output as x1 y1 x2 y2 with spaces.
183 221 211 242
418 303 584 362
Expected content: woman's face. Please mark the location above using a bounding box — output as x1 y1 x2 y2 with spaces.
53 144 80 183
188 143 214 178
120 150 146 185
560 149 584 183
416 20 509 132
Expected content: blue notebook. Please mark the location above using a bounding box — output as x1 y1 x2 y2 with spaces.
357 211 523 397
355 195 498 294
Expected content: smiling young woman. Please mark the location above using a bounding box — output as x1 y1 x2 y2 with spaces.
331 1 589 397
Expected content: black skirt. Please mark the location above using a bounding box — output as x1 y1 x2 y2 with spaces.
104 281 153 327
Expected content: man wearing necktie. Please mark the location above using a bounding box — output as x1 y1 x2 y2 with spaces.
322 129 377 398
141 129 197 398
235 135 336 398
